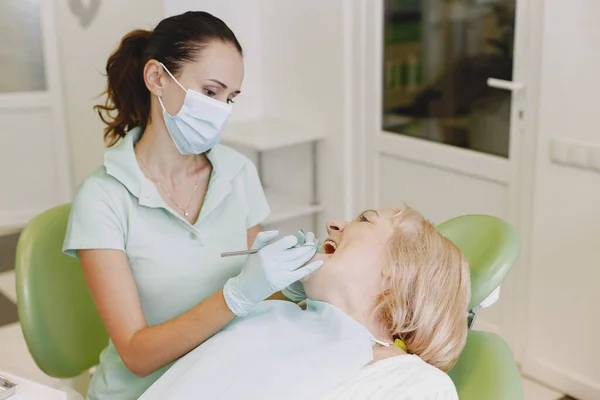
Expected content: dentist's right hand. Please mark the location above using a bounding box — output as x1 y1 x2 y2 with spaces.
223 231 323 316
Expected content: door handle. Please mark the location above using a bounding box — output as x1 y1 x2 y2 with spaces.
487 78 525 92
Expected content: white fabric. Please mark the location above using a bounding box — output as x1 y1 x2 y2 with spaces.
322 355 458 400
140 300 376 400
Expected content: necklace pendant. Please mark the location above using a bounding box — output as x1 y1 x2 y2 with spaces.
184 210 189 217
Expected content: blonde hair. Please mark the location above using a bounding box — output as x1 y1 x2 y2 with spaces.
375 206 471 372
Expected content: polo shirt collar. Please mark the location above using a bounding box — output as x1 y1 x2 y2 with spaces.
104 127 144 199
104 127 242 225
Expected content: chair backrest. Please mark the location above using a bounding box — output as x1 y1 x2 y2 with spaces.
436 215 521 310
449 331 523 400
15 204 108 378
439 215 522 399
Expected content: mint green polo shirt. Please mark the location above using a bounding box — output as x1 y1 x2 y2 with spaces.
63 127 270 400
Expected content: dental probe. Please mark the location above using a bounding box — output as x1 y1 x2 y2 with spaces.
220 243 317 258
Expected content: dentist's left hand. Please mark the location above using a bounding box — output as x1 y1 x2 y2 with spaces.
223 231 323 316
282 231 317 302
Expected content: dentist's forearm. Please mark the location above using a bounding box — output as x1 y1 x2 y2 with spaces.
122 289 234 377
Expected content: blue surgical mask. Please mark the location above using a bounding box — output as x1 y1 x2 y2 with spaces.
157 62 232 155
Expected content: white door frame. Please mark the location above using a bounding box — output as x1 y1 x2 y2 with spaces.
44 0 73 203
503 0 545 364
0 0 72 228
344 0 545 364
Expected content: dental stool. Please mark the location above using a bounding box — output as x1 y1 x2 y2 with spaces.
15 204 108 395
437 215 523 400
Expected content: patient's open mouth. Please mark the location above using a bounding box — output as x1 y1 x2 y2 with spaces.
322 239 337 254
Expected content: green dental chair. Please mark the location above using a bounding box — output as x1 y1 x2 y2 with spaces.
15 205 522 398
438 215 523 400
15 204 108 395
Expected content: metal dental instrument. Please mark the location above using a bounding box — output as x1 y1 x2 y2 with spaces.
220 243 316 258
221 230 318 258
220 249 262 258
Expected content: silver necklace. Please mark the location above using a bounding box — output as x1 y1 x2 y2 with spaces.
137 153 202 219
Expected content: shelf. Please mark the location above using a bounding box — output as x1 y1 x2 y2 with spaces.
221 119 325 152
263 190 324 225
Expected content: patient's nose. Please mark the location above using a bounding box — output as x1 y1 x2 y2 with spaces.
326 220 346 235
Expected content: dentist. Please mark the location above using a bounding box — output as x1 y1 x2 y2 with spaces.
63 11 322 400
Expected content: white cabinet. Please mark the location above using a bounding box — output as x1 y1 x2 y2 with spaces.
222 119 325 231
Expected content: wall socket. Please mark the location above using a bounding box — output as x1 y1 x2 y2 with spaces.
550 138 600 173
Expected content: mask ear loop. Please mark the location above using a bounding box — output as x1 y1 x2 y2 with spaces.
156 62 188 116
159 62 188 92
156 96 169 115
371 337 391 347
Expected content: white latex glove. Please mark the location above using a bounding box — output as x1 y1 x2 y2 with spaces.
223 231 323 316
281 231 317 302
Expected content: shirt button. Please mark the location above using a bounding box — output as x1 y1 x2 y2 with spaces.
189 232 198 240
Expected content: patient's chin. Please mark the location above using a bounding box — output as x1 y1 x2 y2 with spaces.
300 253 330 284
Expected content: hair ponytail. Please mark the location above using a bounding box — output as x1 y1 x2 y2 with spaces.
95 29 152 147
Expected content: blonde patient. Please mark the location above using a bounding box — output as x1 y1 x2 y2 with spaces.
141 205 470 400
308 207 470 372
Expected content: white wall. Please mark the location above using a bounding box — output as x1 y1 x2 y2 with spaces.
258 0 347 235
56 0 164 186
522 1 600 398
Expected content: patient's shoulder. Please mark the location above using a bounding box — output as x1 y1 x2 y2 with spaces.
369 355 457 398
323 355 458 400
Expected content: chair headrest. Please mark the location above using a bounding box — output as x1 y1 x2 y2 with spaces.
437 215 521 310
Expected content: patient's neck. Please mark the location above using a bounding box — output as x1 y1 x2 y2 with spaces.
326 292 391 343
315 269 393 344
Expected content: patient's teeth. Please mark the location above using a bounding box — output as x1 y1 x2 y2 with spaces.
322 240 337 254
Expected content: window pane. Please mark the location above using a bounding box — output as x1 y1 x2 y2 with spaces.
382 0 516 158
0 0 46 93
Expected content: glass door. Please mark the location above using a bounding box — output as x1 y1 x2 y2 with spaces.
382 0 516 158
363 0 532 352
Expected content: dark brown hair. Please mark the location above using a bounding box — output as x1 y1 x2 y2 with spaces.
95 11 243 147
